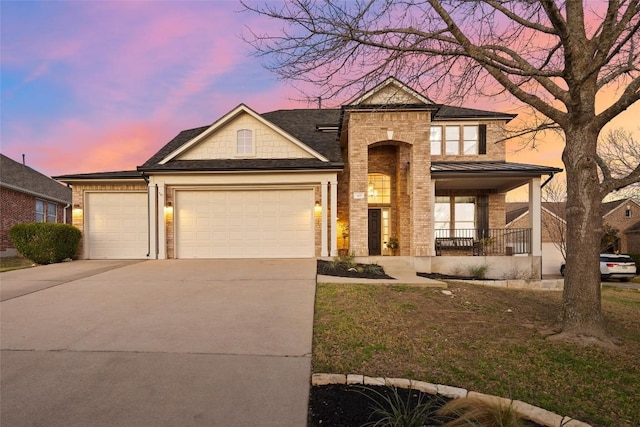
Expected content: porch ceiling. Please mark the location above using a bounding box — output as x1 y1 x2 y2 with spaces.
431 161 562 193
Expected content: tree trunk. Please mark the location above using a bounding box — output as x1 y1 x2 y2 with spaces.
556 125 612 344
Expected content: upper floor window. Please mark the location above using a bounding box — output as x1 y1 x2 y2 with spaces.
625 205 632 217
35 200 45 222
236 129 253 155
430 124 486 155
367 173 391 204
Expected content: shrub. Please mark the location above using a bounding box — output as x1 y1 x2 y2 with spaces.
467 263 490 279
356 385 443 427
8 223 81 264
332 251 357 270
438 397 524 427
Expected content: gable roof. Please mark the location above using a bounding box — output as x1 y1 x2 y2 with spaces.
602 198 640 218
0 154 71 204
505 202 567 226
349 77 433 105
139 108 344 173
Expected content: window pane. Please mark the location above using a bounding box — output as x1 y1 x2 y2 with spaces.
367 173 390 204
454 196 475 230
463 126 478 154
430 126 442 155
445 126 459 155
47 202 57 222
237 129 252 154
35 200 45 222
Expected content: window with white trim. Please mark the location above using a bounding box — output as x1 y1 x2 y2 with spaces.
35 200 45 222
434 196 476 237
236 129 253 155
430 126 442 155
430 125 485 156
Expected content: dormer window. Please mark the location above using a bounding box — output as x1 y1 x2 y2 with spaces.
237 129 253 155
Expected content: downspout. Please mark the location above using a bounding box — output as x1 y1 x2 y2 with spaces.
540 171 557 189
63 204 70 223
155 184 159 258
140 172 151 258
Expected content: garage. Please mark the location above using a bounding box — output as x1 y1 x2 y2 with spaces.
86 192 148 259
175 189 314 259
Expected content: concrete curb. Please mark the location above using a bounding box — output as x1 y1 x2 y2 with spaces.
311 373 592 427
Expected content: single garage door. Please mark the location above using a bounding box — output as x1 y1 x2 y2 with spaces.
87 192 148 259
175 189 314 258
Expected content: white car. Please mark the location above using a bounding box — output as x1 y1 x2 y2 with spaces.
560 254 637 282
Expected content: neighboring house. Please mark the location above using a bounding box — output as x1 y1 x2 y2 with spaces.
0 153 72 257
506 197 640 275
55 77 561 278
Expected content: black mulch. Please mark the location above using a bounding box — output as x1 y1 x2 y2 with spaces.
417 272 499 281
317 260 395 280
308 384 450 426
308 384 545 426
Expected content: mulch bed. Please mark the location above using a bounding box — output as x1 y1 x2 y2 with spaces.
308 384 545 426
317 260 395 279
417 272 500 281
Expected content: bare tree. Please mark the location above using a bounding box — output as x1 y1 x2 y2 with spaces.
244 0 640 345
598 128 640 200
542 180 567 260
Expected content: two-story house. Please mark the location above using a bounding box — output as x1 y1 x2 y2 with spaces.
55 78 561 278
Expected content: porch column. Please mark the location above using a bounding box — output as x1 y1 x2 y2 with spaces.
148 183 157 259
429 179 436 256
321 181 328 257
529 177 542 256
330 180 338 256
157 182 167 260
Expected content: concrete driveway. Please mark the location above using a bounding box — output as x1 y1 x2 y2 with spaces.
1 259 316 426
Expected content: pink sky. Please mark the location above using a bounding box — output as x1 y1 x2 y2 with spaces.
2 1 638 201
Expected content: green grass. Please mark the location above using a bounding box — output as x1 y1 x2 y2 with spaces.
312 283 640 427
0 256 35 272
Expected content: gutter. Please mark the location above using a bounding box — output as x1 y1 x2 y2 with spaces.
0 182 71 206
540 171 558 189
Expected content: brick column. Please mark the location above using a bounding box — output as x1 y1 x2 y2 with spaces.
348 132 369 256
411 118 431 256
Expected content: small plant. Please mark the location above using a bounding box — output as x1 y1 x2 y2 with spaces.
437 397 524 427
355 385 443 427
466 263 490 279
364 263 384 276
387 237 399 255
8 223 81 264
332 251 357 270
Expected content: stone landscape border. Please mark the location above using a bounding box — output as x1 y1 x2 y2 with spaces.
311 373 592 427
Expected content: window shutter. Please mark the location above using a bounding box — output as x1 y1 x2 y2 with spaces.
477 195 489 238
479 124 487 154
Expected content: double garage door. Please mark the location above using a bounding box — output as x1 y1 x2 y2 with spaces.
175 189 314 258
86 189 314 259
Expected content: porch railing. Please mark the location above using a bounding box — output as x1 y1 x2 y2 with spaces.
434 228 531 256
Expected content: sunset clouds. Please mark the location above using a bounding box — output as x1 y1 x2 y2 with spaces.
1 0 638 192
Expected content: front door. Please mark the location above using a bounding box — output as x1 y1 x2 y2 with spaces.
368 209 381 255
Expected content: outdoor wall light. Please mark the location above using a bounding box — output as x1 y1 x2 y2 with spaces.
314 201 322 212
164 201 173 216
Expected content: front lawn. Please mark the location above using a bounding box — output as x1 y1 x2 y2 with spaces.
0 256 35 272
313 282 640 427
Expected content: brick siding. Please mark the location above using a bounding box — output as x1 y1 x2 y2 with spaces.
1 187 71 254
